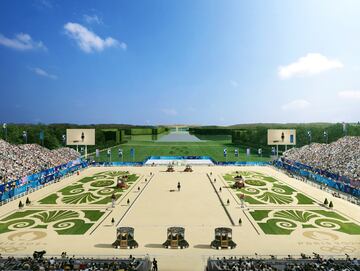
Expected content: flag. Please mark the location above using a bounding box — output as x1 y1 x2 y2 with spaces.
130 148 135 158
107 149 111 157
95 149 100 157
234 148 239 157
118 148 123 157
223 148 227 157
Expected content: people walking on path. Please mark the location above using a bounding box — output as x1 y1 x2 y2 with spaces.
111 193 116 208
152 258 158 271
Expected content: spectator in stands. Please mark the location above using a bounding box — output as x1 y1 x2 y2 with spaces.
0 139 80 183
283 136 359 183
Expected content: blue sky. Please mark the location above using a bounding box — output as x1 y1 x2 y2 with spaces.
0 0 359 125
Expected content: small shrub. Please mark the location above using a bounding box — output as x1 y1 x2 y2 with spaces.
324 198 328 205
329 201 333 208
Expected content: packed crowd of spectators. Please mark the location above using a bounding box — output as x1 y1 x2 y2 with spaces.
207 256 360 271
282 136 360 181
0 254 149 271
0 139 80 183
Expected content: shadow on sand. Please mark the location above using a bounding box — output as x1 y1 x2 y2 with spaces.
193 244 211 249
94 244 113 249
144 244 164 249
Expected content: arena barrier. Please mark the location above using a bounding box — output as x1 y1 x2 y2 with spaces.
92 161 144 166
92 156 269 167
0 159 89 202
274 159 360 197
145 155 216 165
217 161 270 166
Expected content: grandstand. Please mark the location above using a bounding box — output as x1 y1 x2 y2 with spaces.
282 136 360 182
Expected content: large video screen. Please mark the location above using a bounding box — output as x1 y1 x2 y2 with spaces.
66 129 95 145
267 129 296 145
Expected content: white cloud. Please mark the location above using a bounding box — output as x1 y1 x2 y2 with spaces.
0 33 46 51
230 80 239 88
281 99 311 111
278 53 343 79
64 22 126 53
34 0 52 9
338 90 360 99
161 108 178 116
30 67 57 80
83 14 103 25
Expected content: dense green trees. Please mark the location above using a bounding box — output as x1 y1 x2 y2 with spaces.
0 124 128 150
1 123 359 154
232 123 360 149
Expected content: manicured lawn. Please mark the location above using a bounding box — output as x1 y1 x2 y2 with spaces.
250 209 360 235
250 210 271 221
0 210 39 221
38 193 58 204
311 210 348 220
258 219 297 235
243 195 265 204
54 219 95 235
226 171 317 206
296 193 315 204
93 140 271 162
38 171 138 205
0 210 105 235
83 210 106 222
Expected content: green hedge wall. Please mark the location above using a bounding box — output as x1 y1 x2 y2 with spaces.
232 123 360 148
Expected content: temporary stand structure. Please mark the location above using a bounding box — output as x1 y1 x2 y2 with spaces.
112 227 138 249
162 227 189 249
183 165 193 172
166 164 175 172
210 227 237 249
